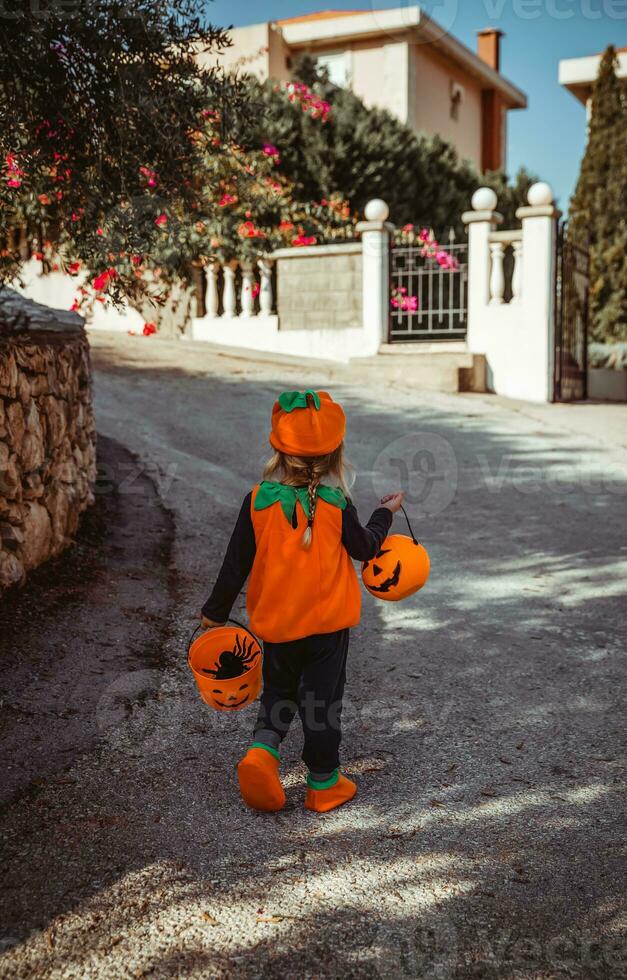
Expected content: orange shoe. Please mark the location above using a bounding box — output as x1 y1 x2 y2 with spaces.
237 744 285 812
305 771 357 813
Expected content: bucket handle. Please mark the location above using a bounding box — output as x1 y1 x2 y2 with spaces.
399 504 421 546
187 617 262 664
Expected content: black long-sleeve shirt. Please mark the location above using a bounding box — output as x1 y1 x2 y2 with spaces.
201 493 393 623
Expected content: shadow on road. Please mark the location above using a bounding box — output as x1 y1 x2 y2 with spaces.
1 349 625 978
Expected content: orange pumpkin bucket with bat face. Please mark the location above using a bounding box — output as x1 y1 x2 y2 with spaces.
362 506 430 602
187 620 262 711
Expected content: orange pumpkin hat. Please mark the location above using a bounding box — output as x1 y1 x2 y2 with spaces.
269 390 346 457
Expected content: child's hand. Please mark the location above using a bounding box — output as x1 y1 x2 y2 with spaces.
380 492 405 513
200 616 224 629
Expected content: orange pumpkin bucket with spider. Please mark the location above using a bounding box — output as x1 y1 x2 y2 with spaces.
187 619 262 712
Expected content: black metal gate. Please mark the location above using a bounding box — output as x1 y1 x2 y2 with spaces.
554 222 589 401
389 230 468 342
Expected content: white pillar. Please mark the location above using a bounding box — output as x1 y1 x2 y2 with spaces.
462 187 503 353
258 258 274 316
516 182 561 402
205 262 219 318
240 262 255 318
355 199 394 356
222 261 238 318
489 242 506 305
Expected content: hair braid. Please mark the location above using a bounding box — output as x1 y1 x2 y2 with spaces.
302 463 320 550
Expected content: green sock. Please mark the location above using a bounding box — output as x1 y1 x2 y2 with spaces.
251 741 280 761
307 768 339 790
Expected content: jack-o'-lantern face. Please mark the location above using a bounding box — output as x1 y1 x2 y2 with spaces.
209 679 254 710
362 534 430 602
188 627 262 711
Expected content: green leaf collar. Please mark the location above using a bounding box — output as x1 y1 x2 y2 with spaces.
255 481 347 523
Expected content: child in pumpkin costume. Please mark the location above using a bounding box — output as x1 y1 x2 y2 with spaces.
201 390 404 813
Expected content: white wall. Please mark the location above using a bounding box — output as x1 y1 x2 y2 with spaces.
14 258 144 333
464 184 559 403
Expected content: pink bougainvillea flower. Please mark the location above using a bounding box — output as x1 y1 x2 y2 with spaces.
142 322 157 336
96 227 104 236
280 81 331 122
262 143 280 162
402 223 414 233
391 287 419 312
238 220 265 239
68 261 81 275
219 193 237 207
92 267 117 292
155 213 167 226
418 228 430 242
5 153 24 187
131 254 142 266
139 165 158 188
292 233 317 247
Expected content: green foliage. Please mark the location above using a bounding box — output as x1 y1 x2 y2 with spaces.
0 1 262 301
235 58 536 236
568 46 627 342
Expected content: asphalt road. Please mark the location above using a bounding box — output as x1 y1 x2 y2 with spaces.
1 332 625 979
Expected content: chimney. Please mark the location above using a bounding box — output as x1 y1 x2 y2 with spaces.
477 28 504 72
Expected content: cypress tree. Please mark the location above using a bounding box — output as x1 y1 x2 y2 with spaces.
568 46 627 342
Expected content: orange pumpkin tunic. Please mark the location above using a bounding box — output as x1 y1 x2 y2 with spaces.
247 483 362 643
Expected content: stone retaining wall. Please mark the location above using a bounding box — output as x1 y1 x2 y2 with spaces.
0 290 96 592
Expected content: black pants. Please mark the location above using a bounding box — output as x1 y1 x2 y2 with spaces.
254 629 349 772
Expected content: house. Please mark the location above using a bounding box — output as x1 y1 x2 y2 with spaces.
559 46 627 119
203 6 527 172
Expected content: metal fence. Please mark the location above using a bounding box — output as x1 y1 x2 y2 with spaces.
389 229 468 342
554 222 589 402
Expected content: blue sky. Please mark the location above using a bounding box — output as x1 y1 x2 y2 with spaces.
208 0 626 210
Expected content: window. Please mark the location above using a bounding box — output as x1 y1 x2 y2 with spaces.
315 50 350 87
450 80 464 121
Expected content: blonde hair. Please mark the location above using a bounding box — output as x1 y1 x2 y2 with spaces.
262 440 354 550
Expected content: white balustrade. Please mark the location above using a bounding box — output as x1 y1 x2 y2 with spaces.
222 262 238 318
511 240 523 304
258 258 274 316
201 258 275 320
205 262 219 318
488 230 523 305
240 263 255 318
489 242 506 305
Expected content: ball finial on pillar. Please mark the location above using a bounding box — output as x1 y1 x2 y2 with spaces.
364 199 390 222
471 187 498 212
527 182 554 207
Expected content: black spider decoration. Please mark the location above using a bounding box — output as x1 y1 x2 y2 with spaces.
201 634 258 679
